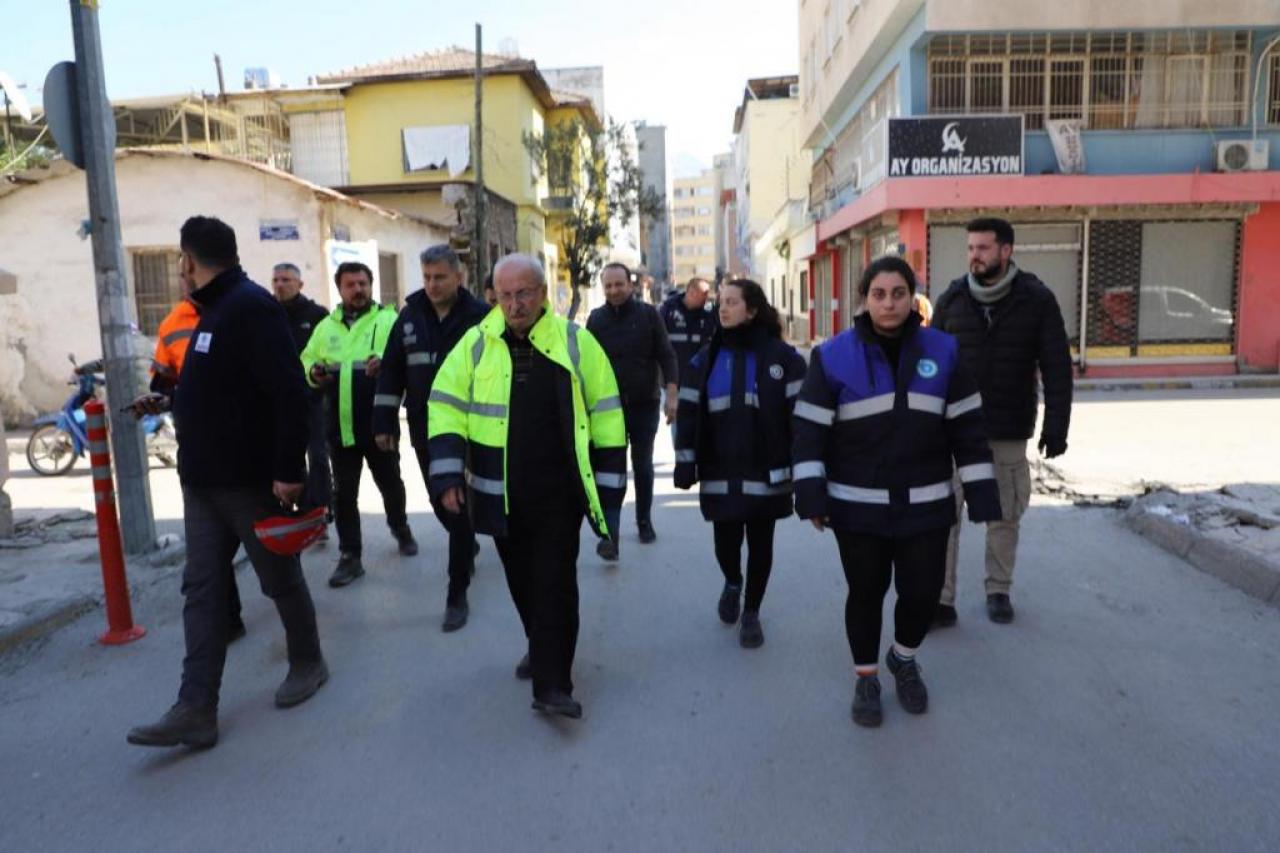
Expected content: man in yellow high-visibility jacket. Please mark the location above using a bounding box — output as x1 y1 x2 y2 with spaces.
427 254 626 720
302 261 416 588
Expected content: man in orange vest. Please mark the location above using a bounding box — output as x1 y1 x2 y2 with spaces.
142 269 248 641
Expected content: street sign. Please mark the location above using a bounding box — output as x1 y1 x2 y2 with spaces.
887 115 1024 178
259 219 300 241
42 61 83 168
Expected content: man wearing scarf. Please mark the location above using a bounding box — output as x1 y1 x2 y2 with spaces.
930 218 1073 627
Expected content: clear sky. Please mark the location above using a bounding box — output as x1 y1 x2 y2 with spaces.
4 0 799 177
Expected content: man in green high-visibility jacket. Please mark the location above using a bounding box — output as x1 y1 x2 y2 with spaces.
427 254 626 720
302 261 417 588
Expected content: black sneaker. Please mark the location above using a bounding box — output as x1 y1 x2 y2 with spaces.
851 675 883 728
933 603 958 629
514 653 532 680
442 600 469 633
718 582 742 625
987 593 1015 624
328 553 364 588
637 521 657 544
127 701 218 749
885 649 928 714
532 690 583 720
739 610 764 649
275 659 330 708
596 538 619 562
394 526 419 557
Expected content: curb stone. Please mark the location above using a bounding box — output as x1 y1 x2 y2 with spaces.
1123 505 1280 606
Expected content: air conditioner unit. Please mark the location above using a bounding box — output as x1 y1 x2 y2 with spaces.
1214 139 1269 173
788 83 800 98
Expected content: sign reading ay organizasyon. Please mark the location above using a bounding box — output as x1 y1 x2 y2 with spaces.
887 115 1024 178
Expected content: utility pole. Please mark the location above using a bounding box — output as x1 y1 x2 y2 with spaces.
68 0 156 554
473 23 488 293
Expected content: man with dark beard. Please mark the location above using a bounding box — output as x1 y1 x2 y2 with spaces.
931 218 1072 627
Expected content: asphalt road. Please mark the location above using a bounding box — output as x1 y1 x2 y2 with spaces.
3 419 1279 852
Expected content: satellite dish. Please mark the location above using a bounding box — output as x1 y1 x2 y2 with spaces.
0 71 34 122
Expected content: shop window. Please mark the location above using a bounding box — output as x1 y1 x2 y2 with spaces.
1137 221 1237 343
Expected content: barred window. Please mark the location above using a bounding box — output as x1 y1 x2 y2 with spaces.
131 250 183 337
927 30 1252 130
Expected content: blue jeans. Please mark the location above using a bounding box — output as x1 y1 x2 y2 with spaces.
603 399 660 540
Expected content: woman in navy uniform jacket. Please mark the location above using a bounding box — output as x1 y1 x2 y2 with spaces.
674 280 806 649
792 256 1001 727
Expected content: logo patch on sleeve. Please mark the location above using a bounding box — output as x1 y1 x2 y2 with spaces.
916 358 939 379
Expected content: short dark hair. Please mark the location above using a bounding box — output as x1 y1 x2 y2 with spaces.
179 216 238 270
720 278 782 338
858 256 918 298
602 262 633 282
419 244 461 270
966 217 1015 246
333 261 374 287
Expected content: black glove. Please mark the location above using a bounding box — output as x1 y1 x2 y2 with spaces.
1038 434 1067 459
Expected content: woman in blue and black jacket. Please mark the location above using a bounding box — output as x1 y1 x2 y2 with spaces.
792 256 1001 728
674 279 806 649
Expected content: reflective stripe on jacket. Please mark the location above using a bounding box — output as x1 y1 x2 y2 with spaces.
151 299 200 386
300 303 398 448
791 312 1002 535
425 304 627 538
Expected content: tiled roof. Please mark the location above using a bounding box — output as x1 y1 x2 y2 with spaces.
317 47 532 84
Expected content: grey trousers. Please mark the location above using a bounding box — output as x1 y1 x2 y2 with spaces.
941 439 1031 605
179 485 322 708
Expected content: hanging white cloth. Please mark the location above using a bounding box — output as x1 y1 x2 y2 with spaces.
402 125 471 177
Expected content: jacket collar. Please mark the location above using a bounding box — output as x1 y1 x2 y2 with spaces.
853 309 922 344
190 266 244 307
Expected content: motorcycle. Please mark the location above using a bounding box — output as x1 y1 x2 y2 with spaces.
24 354 177 476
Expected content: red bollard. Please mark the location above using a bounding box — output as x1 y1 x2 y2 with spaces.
84 399 146 646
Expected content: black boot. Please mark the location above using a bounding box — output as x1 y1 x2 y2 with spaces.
328 553 364 588
718 582 742 625
394 526 419 557
275 658 329 708
442 597 469 633
532 690 583 720
885 649 928 714
127 702 218 749
637 520 657 544
739 610 764 649
596 538 619 561
851 675 883 728
986 593 1014 624
933 603 958 628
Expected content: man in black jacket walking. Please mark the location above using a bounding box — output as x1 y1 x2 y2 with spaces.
271 262 332 517
931 218 1073 626
128 217 327 750
587 262 678 558
374 245 490 631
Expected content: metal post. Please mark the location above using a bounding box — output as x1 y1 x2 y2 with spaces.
473 23 488 293
1078 216 1090 374
69 0 156 554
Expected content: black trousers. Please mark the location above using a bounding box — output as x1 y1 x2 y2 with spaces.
179 486 322 708
413 443 476 604
713 518 777 613
603 400 661 538
834 528 950 668
302 393 332 513
493 493 583 699
330 440 408 556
